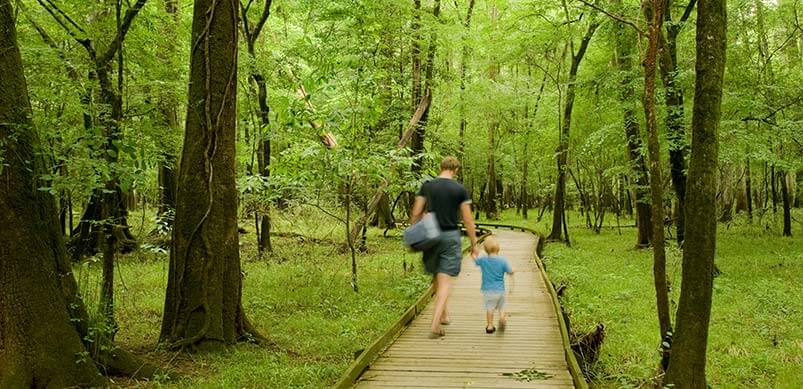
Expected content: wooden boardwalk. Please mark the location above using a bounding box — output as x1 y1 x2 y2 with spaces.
352 230 575 388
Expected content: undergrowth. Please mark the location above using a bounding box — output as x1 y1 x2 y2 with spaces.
75 206 430 388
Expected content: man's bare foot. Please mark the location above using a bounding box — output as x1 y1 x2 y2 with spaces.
429 327 446 339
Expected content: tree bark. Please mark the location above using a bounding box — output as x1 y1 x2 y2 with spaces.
745 157 753 220
1 3 156 382
659 0 696 244
643 0 672 363
613 0 652 247
548 17 599 242
160 0 261 349
0 3 105 384
780 170 792 236
664 0 726 384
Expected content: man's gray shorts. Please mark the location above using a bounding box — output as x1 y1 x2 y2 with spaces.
422 230 462 276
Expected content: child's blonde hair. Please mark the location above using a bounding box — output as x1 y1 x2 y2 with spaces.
483 235 500 254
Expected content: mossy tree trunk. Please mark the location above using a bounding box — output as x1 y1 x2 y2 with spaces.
643 0 672 368
0 3 104 385
1 3 156 383
612 0 652 248
664 0 726 384
659 0 696 244
160 0 261 349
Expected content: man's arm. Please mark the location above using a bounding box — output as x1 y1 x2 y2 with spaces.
460 202 480 258
409 196 427 224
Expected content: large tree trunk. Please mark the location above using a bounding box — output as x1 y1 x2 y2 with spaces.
613 0 652 248
1 4 156 383
0 3 105 384
664 0 726 384
548 19 599 242
160 0 260 349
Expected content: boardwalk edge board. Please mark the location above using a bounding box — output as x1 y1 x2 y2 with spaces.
332 232 491 389
475 222 588 389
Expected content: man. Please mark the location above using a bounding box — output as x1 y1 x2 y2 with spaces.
410 156 479 338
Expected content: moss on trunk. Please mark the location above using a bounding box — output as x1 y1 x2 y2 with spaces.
160 0 262 349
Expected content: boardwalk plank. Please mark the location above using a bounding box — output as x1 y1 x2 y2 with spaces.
351 231 575 388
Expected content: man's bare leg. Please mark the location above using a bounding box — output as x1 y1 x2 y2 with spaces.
431 273 452 334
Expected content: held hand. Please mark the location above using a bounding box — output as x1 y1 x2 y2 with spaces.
471 245 480 259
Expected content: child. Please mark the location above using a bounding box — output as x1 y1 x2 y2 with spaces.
474 235 514 334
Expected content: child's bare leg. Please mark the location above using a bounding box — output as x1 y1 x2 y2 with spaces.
499 309 507 328
486 310 494 330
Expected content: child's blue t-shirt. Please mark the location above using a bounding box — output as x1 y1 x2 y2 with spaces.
475 255 512 292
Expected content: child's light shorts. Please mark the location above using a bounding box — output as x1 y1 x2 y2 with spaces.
483 291 505 311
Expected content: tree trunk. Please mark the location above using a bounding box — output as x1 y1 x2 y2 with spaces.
780 170 792 236
160 0 261 350
548 18 599 242
664 0 726 384
613 0 652 247
157 0 181 217
745 157 753 220
1 4 156 382
0 3 106 384
486 122 498 219
61 0 149 260
643 0 672 363
719 164 735 222
659 0 695 244
458 0 476 171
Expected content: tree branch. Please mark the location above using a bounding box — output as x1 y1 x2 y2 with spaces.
37 0 94 55
576 0 644 36
679 0 697 24
249 0 273 46
98 0 148 65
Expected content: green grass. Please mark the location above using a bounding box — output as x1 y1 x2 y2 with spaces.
75 206 802 388
517 209 803 388
75 206 430 388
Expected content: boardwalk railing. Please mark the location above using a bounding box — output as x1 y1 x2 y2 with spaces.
473 221 587 389
332 232 491 389
333 223 587 389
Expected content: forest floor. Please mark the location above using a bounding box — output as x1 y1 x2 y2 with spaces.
76 206 802 388
77 206 430 388
508 209 803 388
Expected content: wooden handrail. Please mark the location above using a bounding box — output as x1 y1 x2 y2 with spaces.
331 232 491 389
333 223 587 388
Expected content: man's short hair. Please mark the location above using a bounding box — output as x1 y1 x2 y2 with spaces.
440 156 461 172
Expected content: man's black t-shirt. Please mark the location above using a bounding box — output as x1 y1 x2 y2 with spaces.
416 177 470 231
